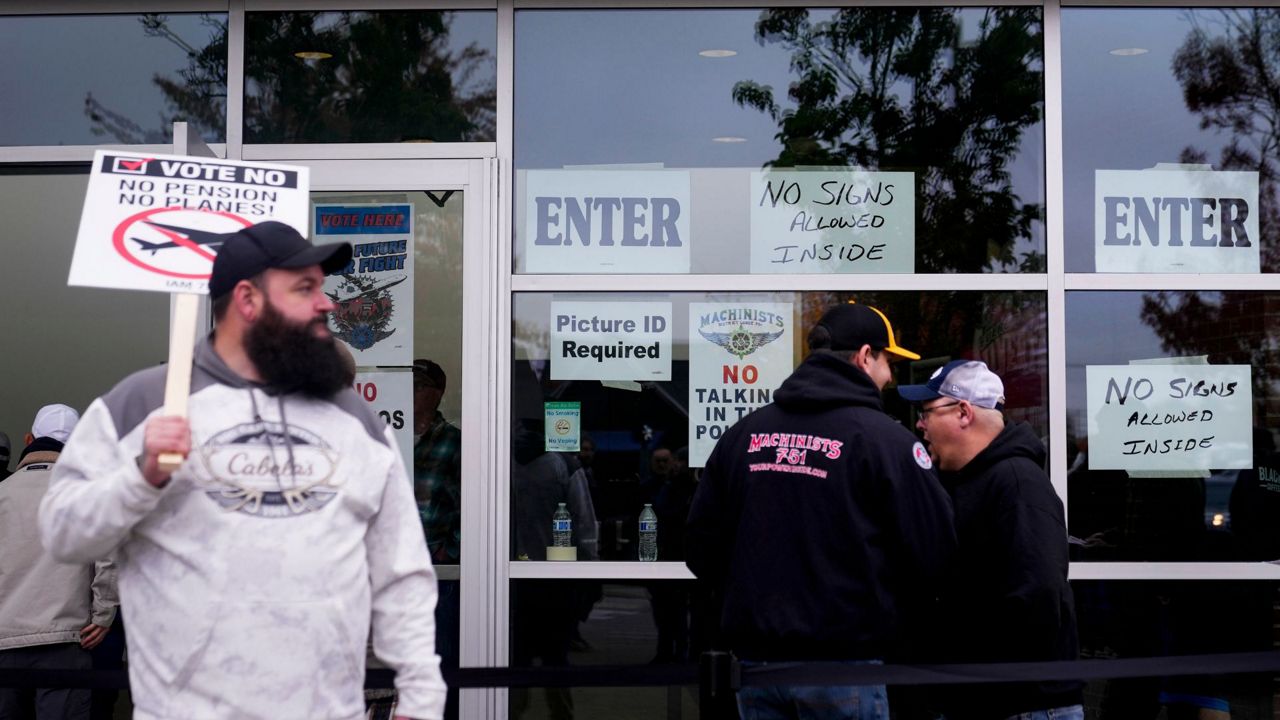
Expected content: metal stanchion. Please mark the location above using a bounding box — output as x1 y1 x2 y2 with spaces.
699 651 741 720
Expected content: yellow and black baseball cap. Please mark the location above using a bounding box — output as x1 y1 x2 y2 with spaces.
814 303 921 361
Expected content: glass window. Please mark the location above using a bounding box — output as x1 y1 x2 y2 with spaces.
0 14 227 146
313 190 465 565
244 11 496 143
1073 581 1276 716
509 580 701 715
512 290 1047 562
1066 291 1280 562
514 8 1045 274
1063 8 1280 273
312 189 465 699
0 168 167 469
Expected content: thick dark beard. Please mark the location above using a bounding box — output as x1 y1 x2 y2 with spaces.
245 300 350 398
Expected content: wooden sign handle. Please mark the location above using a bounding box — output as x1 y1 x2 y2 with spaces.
157 293 200 472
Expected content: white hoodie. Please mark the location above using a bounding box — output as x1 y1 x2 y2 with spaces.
39 338 445 720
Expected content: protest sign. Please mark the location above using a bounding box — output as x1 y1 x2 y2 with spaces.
70 149 311 470
353 370 414 476
750 170 915 273
688 302 794 467
1096 168 1260 273
316 203 414 366
550 301 672 381
523 169 691 273
70 150 310 294
1086 364 1253 471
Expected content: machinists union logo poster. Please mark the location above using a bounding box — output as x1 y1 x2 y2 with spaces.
688 302 795 467
316 203 414 367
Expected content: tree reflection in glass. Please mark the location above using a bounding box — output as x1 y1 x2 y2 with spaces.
83 13 227 144
242 12 495 144
732 8 1045 273
86 11 496 145
1174 9 1280 272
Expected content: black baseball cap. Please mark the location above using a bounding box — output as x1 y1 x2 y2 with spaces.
209 221 352 299
412 359 447 390
813 303 920 361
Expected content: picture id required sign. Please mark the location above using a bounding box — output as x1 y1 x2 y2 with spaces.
1095 169 1260 273
750 170 915 273
1085 364 1253 471
550 301 672 381
69 150 310 294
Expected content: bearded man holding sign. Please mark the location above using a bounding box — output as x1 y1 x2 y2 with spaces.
39 221 446 720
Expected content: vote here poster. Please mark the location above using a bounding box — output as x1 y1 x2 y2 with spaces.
316 203 414 367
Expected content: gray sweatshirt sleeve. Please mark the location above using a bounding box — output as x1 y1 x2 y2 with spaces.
39 398 168 564
367 426 447 719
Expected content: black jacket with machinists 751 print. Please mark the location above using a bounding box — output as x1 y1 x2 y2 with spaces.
686 352 957 662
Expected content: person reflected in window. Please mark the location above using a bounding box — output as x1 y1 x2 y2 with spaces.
510 412 599 720
577 433 598 496
650 445 696 664
411 358 462 720
413 359 461 565
899 360 1083 720
511 416 599 563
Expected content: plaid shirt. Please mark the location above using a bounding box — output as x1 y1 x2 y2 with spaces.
414 412 462 564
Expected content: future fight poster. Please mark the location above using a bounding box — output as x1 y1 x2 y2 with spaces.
316 203 414 367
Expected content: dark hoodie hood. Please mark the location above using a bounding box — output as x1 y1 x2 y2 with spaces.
954 421 1046 482
772 352 885 412
19 437 64 463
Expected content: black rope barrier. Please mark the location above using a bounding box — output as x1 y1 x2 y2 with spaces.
2 650 1278 691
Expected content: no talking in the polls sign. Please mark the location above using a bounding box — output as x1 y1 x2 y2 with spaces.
69 150 310 294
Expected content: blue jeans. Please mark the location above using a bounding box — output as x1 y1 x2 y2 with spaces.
1004 705 1085 720
737 661 888 720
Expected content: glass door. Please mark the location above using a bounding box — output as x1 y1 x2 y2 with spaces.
307 158 500 720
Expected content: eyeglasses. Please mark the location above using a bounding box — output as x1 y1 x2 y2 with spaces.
918 401 961 420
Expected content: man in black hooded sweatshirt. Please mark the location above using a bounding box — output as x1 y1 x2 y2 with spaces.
687 303 956 720
899 360 1083 720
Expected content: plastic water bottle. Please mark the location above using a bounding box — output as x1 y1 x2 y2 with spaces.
638 504 658 561
552 503 572 547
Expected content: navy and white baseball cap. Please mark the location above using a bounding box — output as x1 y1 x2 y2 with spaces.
897 359 1006 410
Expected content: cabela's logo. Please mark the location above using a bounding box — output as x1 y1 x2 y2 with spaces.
327 274 407 350
195 421 340 518
697 307 786 360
